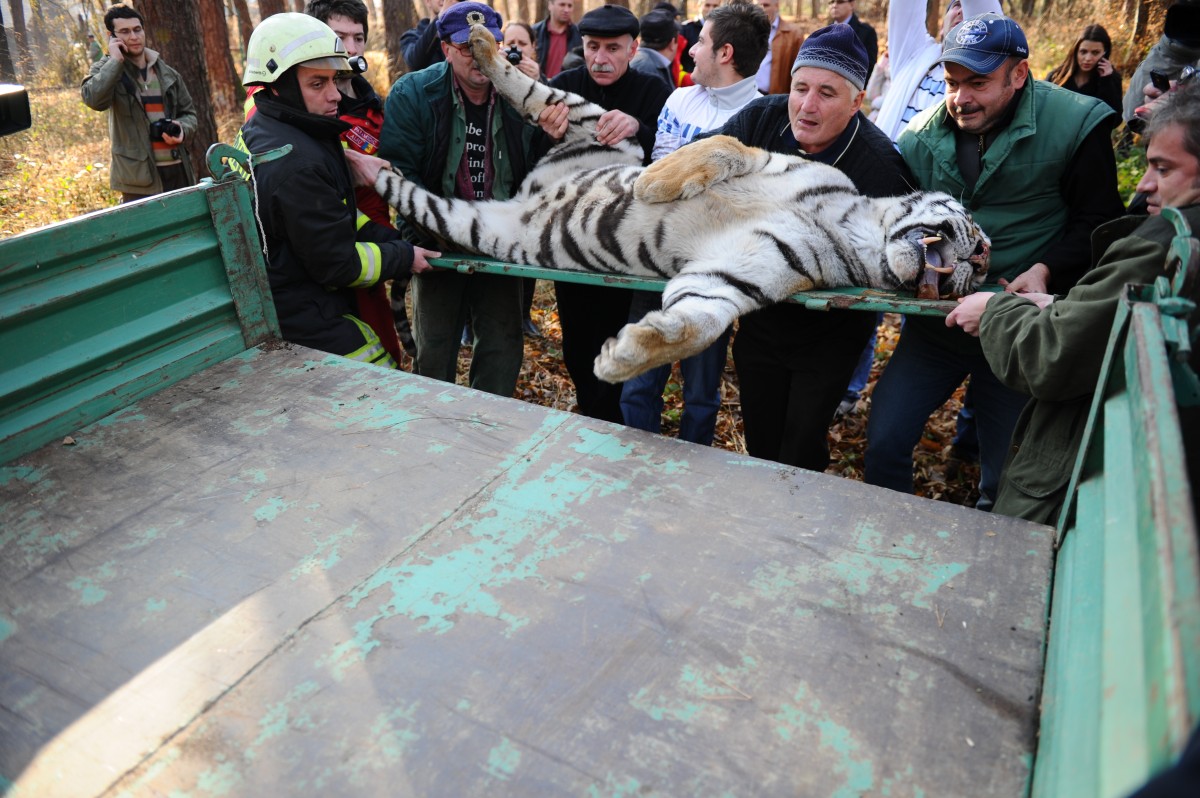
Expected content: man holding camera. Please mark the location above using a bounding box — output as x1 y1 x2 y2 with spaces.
81 4 196 203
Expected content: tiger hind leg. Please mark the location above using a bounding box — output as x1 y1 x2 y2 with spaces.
593 285 745 383
633 135 769 203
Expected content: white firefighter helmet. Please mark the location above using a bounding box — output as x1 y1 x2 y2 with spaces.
242 12 350 86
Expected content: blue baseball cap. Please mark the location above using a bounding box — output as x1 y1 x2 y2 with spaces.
939 13 1029 75
436 2 503 45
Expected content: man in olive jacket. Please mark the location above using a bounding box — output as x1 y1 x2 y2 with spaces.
81 5 197 201
864 13 1124 510
945 83 1200 524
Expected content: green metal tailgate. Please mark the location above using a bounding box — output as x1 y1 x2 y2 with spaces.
0 346 1053 796
0 179 277 465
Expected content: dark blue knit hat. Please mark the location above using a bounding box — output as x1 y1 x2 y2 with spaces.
790 23 869 90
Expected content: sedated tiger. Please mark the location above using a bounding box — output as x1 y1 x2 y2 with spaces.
372 23 991 383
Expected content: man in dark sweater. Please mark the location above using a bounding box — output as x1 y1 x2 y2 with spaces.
539 4 672 423
701 24 913 472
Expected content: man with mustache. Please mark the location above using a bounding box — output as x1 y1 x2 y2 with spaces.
379 2 536 397
864 13 1124 510
539 4 673 423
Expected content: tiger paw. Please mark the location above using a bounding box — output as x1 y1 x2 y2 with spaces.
594 325 658 383
633 135 760 203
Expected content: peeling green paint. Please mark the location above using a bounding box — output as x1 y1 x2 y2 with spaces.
588 775 644 797
193 758 244 796
253 497 292 522
249 680 321 756
144 597 166 614
291 524 357 578
486 736 522 780
68 561 115 606
0 615 14 643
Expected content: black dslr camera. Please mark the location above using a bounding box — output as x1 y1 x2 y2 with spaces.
504 44 523 65
149 118 182 141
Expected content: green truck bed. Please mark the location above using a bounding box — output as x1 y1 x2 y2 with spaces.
0 162 1195 796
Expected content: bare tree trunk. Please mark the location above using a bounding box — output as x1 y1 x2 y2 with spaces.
382 0 416 83
8 0 32 80
230 0 255 57
926 0 940 38
0 1 14 81
524 0 540 25
29 0 49 59
259 0 288 19
199 0 242 125
291 0 305 12
139 0 219 179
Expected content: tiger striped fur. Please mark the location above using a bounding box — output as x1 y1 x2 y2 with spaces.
373 24 990 383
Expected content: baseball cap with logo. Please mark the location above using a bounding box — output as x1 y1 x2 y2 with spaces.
437 1 503 45
939 12 1029 75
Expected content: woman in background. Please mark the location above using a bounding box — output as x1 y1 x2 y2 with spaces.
502 21 541 81
1047 24 1123 116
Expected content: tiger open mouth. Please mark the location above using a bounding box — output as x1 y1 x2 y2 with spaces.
910 231 990 300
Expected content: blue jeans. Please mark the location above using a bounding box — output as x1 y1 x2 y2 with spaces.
620 292 730 445
864 321 1029 510
843 314 882 401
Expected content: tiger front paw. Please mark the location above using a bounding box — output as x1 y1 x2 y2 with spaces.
633 135 759 203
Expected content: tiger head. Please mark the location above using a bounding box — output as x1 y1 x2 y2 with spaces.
885 193 990 300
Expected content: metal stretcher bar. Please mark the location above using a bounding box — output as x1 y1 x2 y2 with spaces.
429 254 969 317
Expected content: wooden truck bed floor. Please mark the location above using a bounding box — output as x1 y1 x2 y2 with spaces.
1 344 1054 797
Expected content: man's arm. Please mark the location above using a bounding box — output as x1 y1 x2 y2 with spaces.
275 163 417 287
651 93 686 162
1016 121 1125 294
402 19 442 72
977 220 1172 401
80 56 124 111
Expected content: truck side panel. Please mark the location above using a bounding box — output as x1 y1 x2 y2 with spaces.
0 181 277 464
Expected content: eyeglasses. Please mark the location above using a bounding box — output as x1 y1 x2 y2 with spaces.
1180 64 1197 86
446 40 498 55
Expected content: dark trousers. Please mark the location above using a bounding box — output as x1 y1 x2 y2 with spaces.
555 281 633 423
864 322 1030 510
733 305 875 471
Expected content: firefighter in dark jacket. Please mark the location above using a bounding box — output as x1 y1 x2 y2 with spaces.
236 13 437 367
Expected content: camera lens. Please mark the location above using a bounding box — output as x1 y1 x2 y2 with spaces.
506 46 522 65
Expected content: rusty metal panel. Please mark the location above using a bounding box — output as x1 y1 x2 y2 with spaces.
0 345 1052 797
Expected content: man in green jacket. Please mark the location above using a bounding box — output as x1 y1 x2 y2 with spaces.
864 12 1124 510
946 82 1200 524
81 5 197 202
378 2 536 398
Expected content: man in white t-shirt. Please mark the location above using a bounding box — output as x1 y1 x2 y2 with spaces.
621 2 771 445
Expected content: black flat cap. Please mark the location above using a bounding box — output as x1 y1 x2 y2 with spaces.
578 4 640 38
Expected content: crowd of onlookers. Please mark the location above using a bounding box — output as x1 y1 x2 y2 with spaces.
81 0 1200 528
